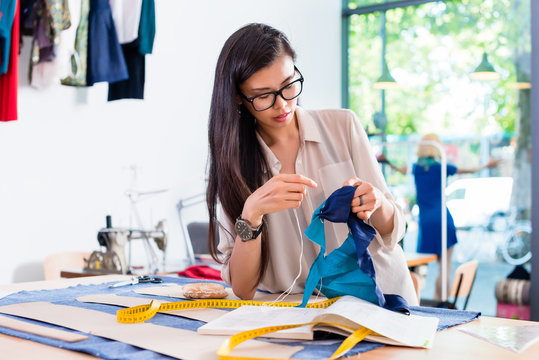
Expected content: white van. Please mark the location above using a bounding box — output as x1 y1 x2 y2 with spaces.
446 177 513 229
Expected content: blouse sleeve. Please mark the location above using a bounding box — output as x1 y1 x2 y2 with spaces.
346 110 406 249
216 205 235 285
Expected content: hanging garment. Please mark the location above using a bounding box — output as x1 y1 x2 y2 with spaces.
107 38 145 101
0 0 19 121
28 0 70 83
29 16 56 88
19 0 37 36
108 0 154 101
34 17 55 61
109 0 142 44
61 0 89 86
44 0 71 48
86 0 128 85
138 0 155 55
299 186 409 314
0 0 17 75
27 0 71 65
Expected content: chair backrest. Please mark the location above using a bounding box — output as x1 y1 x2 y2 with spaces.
409 270 421 303
187 222 215 255
43 251 91 280
449 259 478 310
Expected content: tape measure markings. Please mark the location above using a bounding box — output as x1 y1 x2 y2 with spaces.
216 321 373 360
117 297 340 324
116 296 378 360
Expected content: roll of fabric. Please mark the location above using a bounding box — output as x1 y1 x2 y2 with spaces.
495 279 530 305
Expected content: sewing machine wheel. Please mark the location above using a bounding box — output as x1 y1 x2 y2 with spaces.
86 251 102 270
86 250 123 273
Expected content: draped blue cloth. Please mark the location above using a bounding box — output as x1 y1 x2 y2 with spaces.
299 186 409 314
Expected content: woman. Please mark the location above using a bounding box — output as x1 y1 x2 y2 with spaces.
206 23 417 305
379 133 498 299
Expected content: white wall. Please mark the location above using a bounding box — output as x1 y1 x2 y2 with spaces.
0 0 342 284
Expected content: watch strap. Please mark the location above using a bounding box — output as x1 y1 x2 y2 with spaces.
236 217 263 241
251 221 263 239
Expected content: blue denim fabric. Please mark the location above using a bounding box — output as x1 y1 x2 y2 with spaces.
0 276 480 359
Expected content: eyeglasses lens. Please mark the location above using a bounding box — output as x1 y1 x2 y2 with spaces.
252 79 303 111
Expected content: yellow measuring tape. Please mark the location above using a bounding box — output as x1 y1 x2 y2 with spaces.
116 297 374 359
117 297 340 324
217 321 373 360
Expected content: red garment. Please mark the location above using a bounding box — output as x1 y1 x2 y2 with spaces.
177 265 222 281
0 0 18 122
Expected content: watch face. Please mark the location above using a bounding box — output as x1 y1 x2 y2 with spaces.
235 219 252 240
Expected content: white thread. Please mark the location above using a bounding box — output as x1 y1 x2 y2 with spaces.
313 277 323 302
269 207 305 305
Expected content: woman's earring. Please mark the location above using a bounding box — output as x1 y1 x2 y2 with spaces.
236 105 242 115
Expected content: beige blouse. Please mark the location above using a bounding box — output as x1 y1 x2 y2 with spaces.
217 107 418 306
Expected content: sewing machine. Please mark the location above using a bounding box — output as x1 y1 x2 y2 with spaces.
85 216 167 274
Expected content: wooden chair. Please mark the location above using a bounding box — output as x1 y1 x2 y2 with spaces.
409 270 421 303
420 259 478 310
43 251 91 280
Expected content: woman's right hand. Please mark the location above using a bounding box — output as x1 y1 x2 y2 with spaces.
242 174 317 226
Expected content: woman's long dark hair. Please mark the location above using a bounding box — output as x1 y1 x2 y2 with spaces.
206 23 296 286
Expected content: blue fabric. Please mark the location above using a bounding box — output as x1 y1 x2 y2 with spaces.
0 276 480 359
86 0 128 85
410 306 481 331
108 39 145 101
300 186 409 314
0 0 17 74
138 0 155 55
413 160 458 255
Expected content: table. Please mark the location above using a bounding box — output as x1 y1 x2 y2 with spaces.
1 275 129 359
1 276 538 359
60 269 117 278
59 253 435 279
361 315 539 359
59 269 177 278
405 252 438 268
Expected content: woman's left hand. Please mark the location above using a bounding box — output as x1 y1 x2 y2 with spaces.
343 177 384 221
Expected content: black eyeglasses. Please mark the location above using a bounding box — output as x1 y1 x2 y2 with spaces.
239 67 304 111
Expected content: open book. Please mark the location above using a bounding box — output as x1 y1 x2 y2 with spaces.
198 295 439 348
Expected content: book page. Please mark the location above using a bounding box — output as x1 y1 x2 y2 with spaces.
315 296 439 348
198 305 323 340
198 296 439 347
